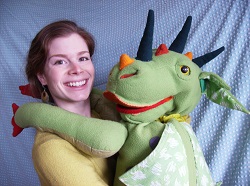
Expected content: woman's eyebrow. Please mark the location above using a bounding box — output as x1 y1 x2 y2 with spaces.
78 51 90 55
48 51 89 60
48 54 67 60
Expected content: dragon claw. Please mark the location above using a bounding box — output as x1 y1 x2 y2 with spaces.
19 84 39 98
11 103 23 137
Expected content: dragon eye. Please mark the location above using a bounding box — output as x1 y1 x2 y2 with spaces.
180 65 190 75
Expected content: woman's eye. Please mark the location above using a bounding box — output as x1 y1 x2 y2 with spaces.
180 65 190 75
79 57 89 62
54 60 66 65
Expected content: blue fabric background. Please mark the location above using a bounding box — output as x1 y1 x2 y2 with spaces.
0 0 249 185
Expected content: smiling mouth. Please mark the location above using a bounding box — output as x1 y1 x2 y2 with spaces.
67 80 86 87
117 96 173 114
103 91 173 114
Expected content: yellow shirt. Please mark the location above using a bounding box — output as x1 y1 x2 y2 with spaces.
32 111 116 186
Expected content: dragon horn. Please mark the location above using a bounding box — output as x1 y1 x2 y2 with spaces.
193 46 225 67
169 16 192 53
136 9 154 62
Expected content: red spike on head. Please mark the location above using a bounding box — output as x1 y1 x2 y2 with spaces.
155 44 169 56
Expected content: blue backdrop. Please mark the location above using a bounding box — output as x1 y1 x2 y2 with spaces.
0 0 249 185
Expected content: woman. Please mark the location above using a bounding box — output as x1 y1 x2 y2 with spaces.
26 20 116 185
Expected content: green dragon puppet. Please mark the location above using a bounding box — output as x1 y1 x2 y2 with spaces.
12 10 249 186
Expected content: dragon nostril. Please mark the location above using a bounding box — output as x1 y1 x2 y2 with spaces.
120 70 138 79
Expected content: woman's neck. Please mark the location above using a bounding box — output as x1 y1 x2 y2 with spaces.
54 99 91 117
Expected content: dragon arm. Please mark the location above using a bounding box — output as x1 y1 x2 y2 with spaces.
12 102 127 158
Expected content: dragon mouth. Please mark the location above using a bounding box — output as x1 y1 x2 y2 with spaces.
103 91 173 114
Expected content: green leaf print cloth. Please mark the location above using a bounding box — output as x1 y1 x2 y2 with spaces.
119 119 222 186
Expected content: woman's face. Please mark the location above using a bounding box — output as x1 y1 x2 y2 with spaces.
37 33 95 106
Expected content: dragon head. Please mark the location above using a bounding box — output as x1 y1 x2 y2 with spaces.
104 10 249 123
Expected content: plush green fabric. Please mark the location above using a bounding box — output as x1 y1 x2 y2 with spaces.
14 101 127 158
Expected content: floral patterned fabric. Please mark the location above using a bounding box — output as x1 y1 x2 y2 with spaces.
120 121 220 186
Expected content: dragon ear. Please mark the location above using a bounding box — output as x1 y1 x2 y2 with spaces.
199 72 250 114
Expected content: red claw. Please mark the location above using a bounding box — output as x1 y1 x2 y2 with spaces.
11 103 23 137
19 84 40 98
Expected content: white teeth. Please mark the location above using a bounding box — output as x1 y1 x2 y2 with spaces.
67 80 86 87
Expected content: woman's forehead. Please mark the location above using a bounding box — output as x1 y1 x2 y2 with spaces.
48 33 89 55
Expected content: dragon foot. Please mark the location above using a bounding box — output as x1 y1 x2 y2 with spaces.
11 103 23 137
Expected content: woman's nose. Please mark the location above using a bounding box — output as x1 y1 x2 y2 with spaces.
68 62 83 75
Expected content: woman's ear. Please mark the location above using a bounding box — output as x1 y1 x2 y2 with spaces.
37 73 47 85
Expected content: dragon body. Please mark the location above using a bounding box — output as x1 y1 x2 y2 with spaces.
103 33 215 185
